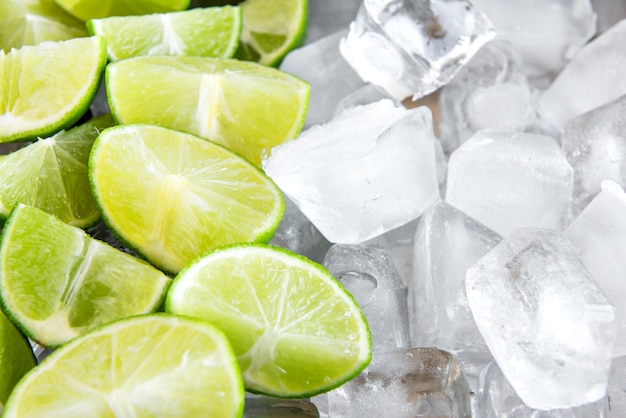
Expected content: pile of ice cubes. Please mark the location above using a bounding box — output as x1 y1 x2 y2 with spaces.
262 0 626 416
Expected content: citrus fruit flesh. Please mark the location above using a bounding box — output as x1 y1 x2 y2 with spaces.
2 314 244 418
0 204 171 347
166 244 372 398
0 36 107 143
52 0 190 22
0 114 114 228
235 0 308 67
87 6 242 61
89 124 284 274
106 56 309 166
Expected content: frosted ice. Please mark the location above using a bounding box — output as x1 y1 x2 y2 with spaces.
566 180 626 358
445 130 573 237
339 0 495 101
411 201 501 382
305 0 361 44
438 41 537 154
327 348 472 418
538 20 626 129
269 194 331 264
608 356 626 415
560 94 626 215
476 361 609 417
323 244 410 351
280 31 366 128
263 100 439 244
466 229 617 410
471 0 596 81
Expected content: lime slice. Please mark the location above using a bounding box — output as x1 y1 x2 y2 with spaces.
0 204 171 347
3 314 244 418
235 0 308 67
0 36 107 143
0 0 88 52
166 244 372 397
106 56 309 166
0 114 114 228
87 6 242 61
0 309 36 410
89 124 284 274
52 0 190 22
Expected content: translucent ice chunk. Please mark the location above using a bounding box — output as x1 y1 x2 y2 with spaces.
439 41 537 154
263 100 439 244
305 0 361 44
280 31 366 128
538 20 626 129
476 361 609 417
445 130 573 237
566 180 626 358
560 94 626 215
411 201 502 380
471 0 596 81
339 0 495 101
327 348 472 418
466 229 617 410
323 244 410 351
607 356 626 415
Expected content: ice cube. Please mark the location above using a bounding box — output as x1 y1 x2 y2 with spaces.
560 94 626 216
339 0 495 101
476 361 609 417
591 0 626 34
280 31 367 128
323 244 410 351
466 229 617 410
305 0 361 44
438 41 537 154
471 0 596 82
566 180 626 358
608 356 626 415
538 19 626 129
243 395 319 417
327 348 472 418
411 201 502 381
263 100 439 244
445 130 573 237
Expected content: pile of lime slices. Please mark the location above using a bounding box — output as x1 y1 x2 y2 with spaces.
0 0 372 415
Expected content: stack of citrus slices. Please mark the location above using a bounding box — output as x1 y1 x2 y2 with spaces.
0 0 371 416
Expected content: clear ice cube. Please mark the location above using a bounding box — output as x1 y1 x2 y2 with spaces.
327 348 472 418
323 244 410 351
445 129 573 237
608 356 626 415
339 0 495 101
560 94 626 216
566 180 626 358
538 19 626 129
466 229 617 410
305 0 362 44
438 41 537 154
263 100 439 244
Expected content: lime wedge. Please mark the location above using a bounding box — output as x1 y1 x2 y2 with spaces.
87 6 242 61
0 204 171 347
106 56 309 166
0 309 36 410
0 0 88 52
235 0 308 67
166 244 372 398
89 124 284 274
0 36 107 143
52 0 190 22
2 314 244 418
0 114 114 228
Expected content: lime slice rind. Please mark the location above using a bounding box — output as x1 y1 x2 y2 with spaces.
53 0 191 22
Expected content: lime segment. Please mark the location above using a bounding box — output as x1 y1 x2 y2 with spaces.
235 0 308 67
87 6 242 61
0 114 114 227
89 124 284 274
52 0 190 22
106 56 309 166
166 244 372 398
2 314 244 418
0 204 171 347
0 36 107 143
